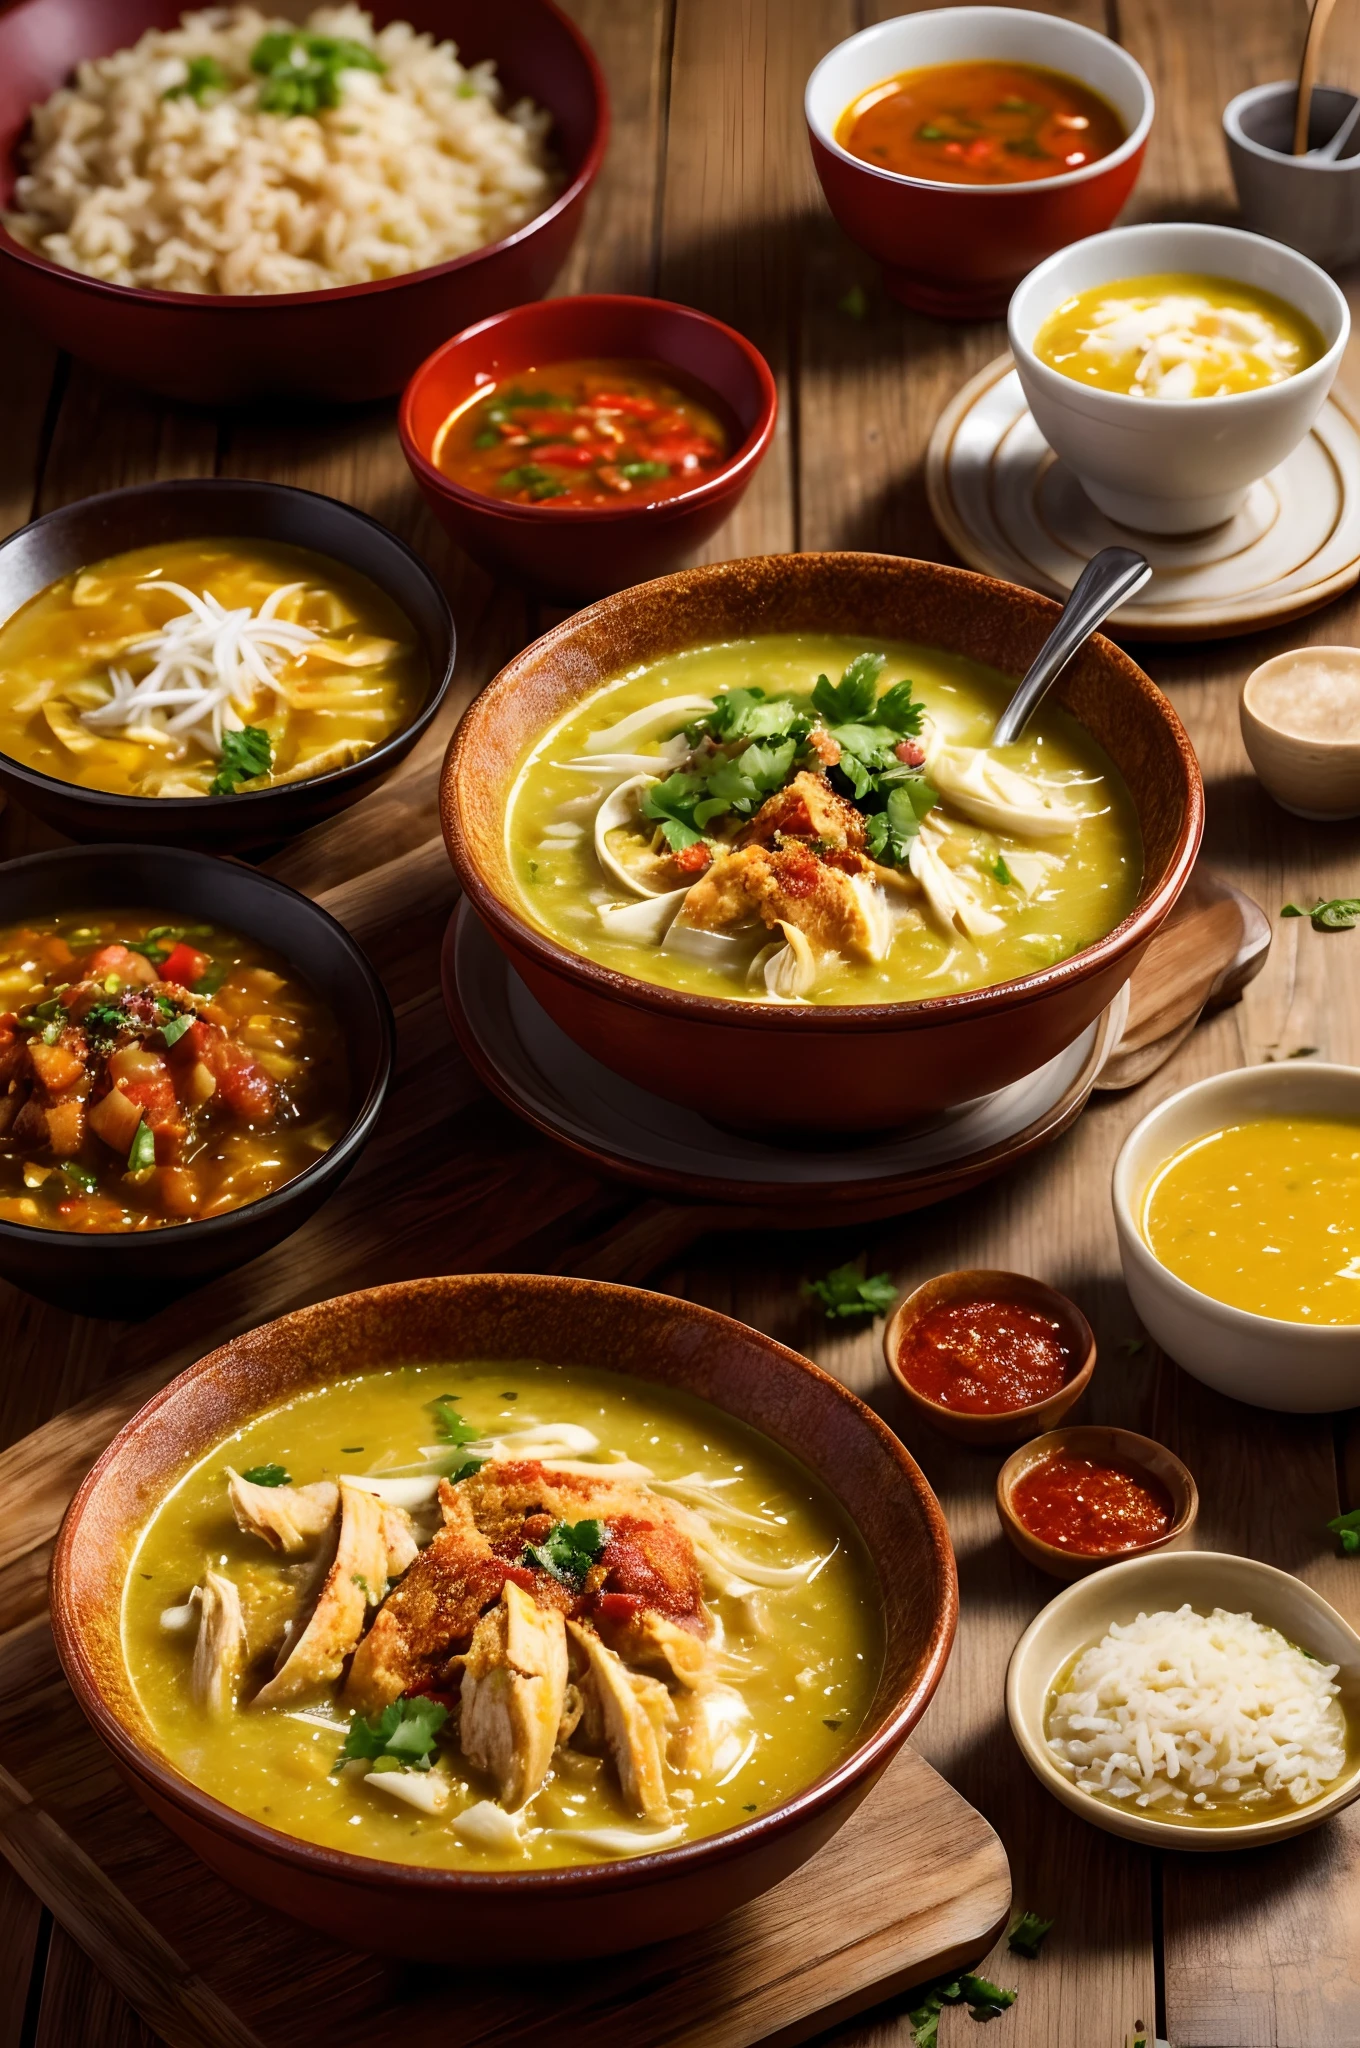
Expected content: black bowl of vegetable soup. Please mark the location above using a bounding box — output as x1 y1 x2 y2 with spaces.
0 844 394 1311
0 479 456 849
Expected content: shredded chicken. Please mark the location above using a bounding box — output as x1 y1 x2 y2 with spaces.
681 840 889 960
227 1470 339 1554
569 1620 675 1825
191 1569 245 1715
254 1479 393 1707
459 1581 569 1811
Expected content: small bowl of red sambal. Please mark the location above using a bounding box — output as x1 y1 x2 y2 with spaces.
996 1425 1198 1582
884 1267 1096 1446
399 295 777 601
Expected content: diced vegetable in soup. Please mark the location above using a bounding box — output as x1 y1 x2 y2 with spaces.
122 1362 882 1870
0 910 347 1231
836 61 1126 186
506 634 1142 1006
0 538 426 798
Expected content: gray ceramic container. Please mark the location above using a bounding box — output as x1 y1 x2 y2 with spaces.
1225 82 1360 270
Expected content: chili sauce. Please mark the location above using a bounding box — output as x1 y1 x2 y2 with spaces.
1012 1450 1174 1556
837 61 1125 187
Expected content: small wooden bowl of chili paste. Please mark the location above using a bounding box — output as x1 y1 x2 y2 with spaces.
997 1425 1198 1581
883 1268 1095 1446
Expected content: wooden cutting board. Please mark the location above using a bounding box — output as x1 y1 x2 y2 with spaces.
0 1614 1010 2048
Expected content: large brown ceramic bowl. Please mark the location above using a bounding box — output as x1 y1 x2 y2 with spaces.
51 1273 957 1963
440 553 1204 1131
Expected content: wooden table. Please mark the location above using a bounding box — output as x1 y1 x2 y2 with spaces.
3 2 1360 2043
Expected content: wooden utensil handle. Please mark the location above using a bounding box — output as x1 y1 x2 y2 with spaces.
1296 0 1342 152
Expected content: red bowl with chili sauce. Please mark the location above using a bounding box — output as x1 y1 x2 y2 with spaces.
884 1268 1096 1446
0 0 608 403
996 1425 1198 1581
806 8 1153 319
399 296 778 600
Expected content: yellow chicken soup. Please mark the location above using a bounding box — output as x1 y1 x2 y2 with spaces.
1034 272 1323 400
507 634 1141 1005
123 1361 882 1870
0 538 426 798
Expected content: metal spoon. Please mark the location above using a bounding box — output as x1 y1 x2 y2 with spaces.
991 547 1152 746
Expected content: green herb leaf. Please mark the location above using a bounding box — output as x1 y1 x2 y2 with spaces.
523 1518 607 1587
641 772 706 851
194 961 228 997
907 1972 1018 2045
871 678 925 737
803 1259 897 1320
498 464 570 501
837 283 868 320
240 1463 290 1488
337 1695 448 1772
812 652 886 725
1282 897 1360 931
210 726 273 796
688 688 804 747
160 1012 193 1048
864 779 937 867
164 54 228 102
60 1160 99 1196
1007 1909 1055 1957
126 1120 156 1174
993 854 1014 886
618 460 670 480
428 1395 480 1448
1328 1508 1360 1555
251 30 384 114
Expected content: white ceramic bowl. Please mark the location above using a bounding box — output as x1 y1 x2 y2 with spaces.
1008 222 1350 533
1112 1060 1360 1412
1240 645 1360 820
1007 1548 1360 1849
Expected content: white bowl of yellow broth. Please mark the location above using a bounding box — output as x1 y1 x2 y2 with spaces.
51 1272 957 1961
1113 1062 1360 1411
1009 222 1348 534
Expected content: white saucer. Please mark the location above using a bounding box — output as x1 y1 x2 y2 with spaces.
444 902 1128 1224
926 354 1360 639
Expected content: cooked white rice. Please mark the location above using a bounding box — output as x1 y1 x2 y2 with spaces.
1046 1603 1348 1818
4 6 560 295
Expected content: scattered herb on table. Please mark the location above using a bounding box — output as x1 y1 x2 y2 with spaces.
1328 1507 1360 1555
240 1463 290 1488
524 1518 607 1587
1117 1336 1145 1356
1007 1909 1055 1957
1282 898 1360 932
804 1258 897 1320
337 1695 447 1772
838 283 869 320
908 1973 1017 2044
210 724 273 796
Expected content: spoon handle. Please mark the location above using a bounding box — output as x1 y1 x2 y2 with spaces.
1295 0 1341 154
991 547 1152 747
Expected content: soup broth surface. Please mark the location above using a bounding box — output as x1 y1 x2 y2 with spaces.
506 633 1142 1007
836 60 1125 185
0 538 427 799
124 1360 883 1870
1034 272 1324 399
1141 1115 1360 1323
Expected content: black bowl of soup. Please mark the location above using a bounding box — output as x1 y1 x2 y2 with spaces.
0 844 394 1311
0 479 456 849
52 1272 957 1960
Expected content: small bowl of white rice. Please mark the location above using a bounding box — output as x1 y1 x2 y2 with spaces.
1007 1548 1360 1848
0 2 608 402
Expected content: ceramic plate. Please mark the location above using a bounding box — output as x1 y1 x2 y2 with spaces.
443 902 1128 1223
926 354 1360 639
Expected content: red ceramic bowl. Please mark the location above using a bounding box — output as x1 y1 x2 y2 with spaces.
806 7 1153 319
399 296 778 600
440 552 1203 1135
52 1273 958 1962
0 0 607 403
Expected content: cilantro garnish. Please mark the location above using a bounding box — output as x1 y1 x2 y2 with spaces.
641 772 706 852
210 726 272 796
251 30 384 114
993 854 1014 886
908 1974 1017 2045
1282 898 1360 931
126 1121 155 1175
164 54 227 102
864 780 936 865
813 652 886 724
688 688 807 747
240 1463 290 1488
499 464 569 501
1007 1909 1055 1957
428 1395 480 1447
803 1259 897 1320
337 1696 448 1773
619 460 670 481
1328 1507 1360 1555
523 1518 607 1587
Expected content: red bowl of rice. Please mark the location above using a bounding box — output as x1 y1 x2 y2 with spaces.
0 0 608 403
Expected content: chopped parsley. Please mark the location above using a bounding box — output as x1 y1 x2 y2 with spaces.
803 1259 897 1320
428 1395 480 1447
1007 1909 1055 1957
864 778 936 864
250 30 384 115
240 1463 290 1488
337 1695 448 1773
908 1974 1017 2045
210 725 273 796
498 464 569 501
523 1518 607 1587
1328 1507 1360 1555
618 459 670 481
164 54 228 102
1282 897 1360 932
993 853 1014 885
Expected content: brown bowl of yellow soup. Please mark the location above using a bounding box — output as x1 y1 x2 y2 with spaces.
1113 1061 1360 1412
50 1272 957 1961
0 479 455 849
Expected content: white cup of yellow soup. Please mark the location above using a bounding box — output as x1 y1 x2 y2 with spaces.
1009 222 1349 534
1112 1062 1360 1412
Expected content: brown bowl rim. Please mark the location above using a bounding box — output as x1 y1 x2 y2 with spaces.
995 1422 1200 1568
0 0 609 313
51 1271 958 1899
439 552 1205 1036
882 1267 1097 1434
398 294 779 528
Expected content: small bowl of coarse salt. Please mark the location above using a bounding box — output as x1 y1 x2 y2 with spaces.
1241 645 1360 819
